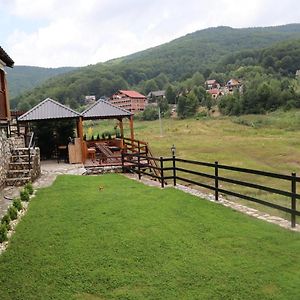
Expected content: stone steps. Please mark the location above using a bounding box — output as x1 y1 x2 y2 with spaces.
6 169 31 178
8 162 31 170
6 177 32 186
5 147 38 186
10 155 33 163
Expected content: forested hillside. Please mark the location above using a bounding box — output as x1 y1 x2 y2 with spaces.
7 65 76 99
11 24 300 113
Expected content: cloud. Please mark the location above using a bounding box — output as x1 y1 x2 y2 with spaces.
3 0 300 67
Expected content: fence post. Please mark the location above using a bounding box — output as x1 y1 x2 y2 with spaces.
121 152 125 173
160 157 164 188
291 172 296 228
138 153 141 180
172 155 176 186
215 161 219 201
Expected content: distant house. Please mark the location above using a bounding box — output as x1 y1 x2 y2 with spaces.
147 90 165 102
205 79 220 90
226 79 242 92
0 46 14 131
207 88 223 99
84 95 96 105
110 90 147 113
296 70 300 77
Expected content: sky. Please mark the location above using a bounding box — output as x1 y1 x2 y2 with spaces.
1 0 300 68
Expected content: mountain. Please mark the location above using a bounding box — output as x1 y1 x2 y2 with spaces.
6 65 77 99
11 24 300 110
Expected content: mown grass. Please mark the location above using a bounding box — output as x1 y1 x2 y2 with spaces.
0 174 299 299
85 110 300 221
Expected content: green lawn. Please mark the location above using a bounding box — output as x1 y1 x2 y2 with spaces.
85 110 300 220
0 175 299 299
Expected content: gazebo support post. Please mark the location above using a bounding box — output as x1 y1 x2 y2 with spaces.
129 115 134 142
119 118 124 138
76 116 85 163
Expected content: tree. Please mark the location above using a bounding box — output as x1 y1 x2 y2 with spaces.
191 72 205 86
158 97 169 114
144 79 159 95
154 73 169 89
177 93 198 118
165 85 176 104
141 105 159 120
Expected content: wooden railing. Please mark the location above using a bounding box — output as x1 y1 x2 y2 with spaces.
122 137 162 179
122 153 300 228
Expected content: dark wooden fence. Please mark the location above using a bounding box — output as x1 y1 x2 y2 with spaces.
122 153 300 228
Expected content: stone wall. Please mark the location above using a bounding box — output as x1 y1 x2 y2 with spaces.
31 148 41 181
0 134 11 189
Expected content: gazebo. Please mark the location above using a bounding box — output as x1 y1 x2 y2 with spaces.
18 98 135 165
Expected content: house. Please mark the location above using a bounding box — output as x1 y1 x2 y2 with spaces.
207 88 223 99
205 79 220 90
110 90 147 113
0 46 14 131
147 90 165 103
84 95 96 105
226 79 242 92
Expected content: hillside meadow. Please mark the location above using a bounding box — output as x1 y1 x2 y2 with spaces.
85 109 300 220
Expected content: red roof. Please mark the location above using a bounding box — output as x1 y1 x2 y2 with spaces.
119 90 146 98
208 88 220 95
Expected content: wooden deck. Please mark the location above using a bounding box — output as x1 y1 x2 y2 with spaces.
83 138 154 173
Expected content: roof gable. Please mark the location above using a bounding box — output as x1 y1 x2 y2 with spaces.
18 98 81 122
82 99 132 119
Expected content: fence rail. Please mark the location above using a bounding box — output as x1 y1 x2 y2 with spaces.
122 153 300 228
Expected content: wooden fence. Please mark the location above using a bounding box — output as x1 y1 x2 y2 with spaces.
122 153 300 228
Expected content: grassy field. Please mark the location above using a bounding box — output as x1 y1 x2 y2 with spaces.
0 174 299 299
85 109 300 220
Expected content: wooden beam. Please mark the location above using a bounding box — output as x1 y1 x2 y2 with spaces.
76 116 85 163
129 115 134 142
119 119 124 138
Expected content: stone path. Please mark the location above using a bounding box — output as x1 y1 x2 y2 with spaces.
125 174 300 232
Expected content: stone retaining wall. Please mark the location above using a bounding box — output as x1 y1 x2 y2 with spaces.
0 134 11 189
32 148 41 180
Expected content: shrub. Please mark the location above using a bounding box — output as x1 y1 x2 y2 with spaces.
13 198 23 211
0 224 8 243
8 206 18 221
1 214 11 230
25 182 34 195
20 189 30 202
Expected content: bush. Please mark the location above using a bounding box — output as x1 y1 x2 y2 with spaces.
13 198 23 211
25 182 34 195
8 206 18 221
20 189 30 202
0 224 8 243
1 214 11 230
141 105 159 121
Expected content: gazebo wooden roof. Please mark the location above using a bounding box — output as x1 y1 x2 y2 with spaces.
18 98 81 122
82 99 132 119
18 98 135 163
